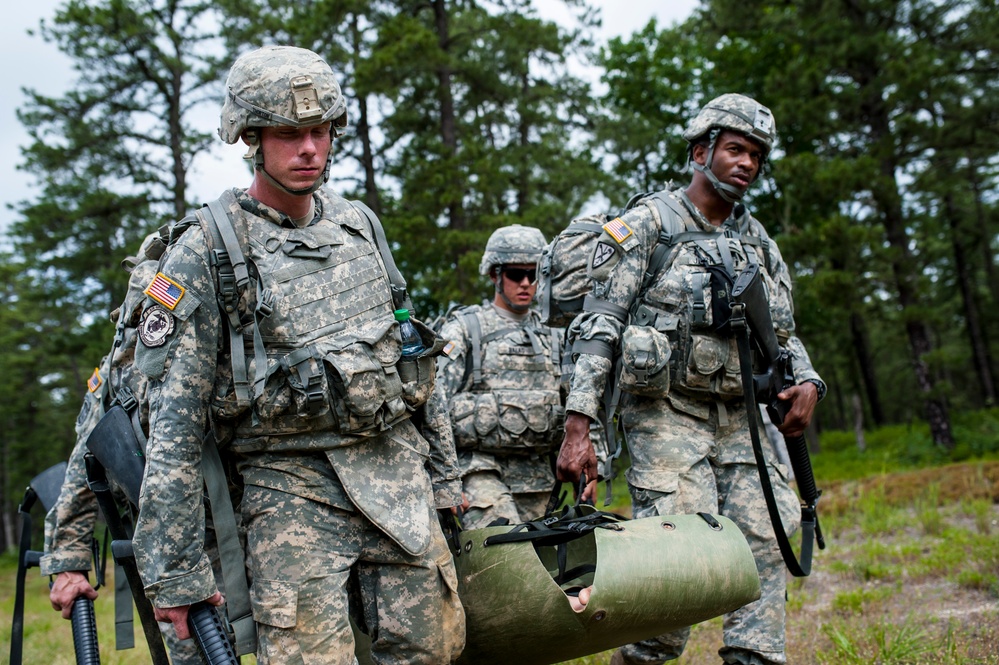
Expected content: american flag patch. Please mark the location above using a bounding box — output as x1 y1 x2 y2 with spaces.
442 340 456 357
144 272 185 310
87 368 102 393
603 218 633 244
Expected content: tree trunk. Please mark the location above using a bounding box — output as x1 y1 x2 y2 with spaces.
864 93 953 449
849 311 885 426
349 14 381 215
430 0 471 299
944 192 996 406
852 392 866 453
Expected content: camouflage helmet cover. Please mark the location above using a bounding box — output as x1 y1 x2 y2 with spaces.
682 93 776 154
479 224 547 276
219 45 348 144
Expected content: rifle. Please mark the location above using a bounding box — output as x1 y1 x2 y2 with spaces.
730 261 825 577
10 462 102 665
85 404 239 665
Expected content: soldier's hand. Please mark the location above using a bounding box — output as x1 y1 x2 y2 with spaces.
155 591 223 640
776 382 818 437
450 492 470 515
557 412 598 503
50 571 99 619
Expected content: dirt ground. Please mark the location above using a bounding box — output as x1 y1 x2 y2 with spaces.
677 463 999 664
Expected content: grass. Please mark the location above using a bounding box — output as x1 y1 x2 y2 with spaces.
3 408 999 664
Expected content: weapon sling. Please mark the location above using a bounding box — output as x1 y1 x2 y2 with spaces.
730 302 821 577
84 453 171 665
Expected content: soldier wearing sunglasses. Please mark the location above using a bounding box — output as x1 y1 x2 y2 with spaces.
432 225 573 529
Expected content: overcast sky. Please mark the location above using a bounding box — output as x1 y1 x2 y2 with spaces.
0 0 697 236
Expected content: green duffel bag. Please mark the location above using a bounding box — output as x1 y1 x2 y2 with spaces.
452 505 761 665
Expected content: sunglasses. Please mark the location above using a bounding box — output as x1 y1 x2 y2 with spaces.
501 267 538 284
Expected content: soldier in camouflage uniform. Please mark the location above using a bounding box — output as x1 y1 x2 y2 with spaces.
556 94 826 665
43 364 209 664
434 225 566 529
130 45 464 664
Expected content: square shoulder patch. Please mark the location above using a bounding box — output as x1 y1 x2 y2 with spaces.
144 272 185 310
602 217 633 244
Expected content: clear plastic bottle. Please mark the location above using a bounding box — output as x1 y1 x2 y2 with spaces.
395 308 425 357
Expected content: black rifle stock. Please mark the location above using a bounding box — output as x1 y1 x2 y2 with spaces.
10 462 102 665
730 262 825 575
85 404 238 665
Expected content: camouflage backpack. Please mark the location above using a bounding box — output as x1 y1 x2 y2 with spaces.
536 191 688 329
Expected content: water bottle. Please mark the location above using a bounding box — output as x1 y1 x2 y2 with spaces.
396 309 425 357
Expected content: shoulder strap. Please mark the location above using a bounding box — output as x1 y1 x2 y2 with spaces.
202 434 257 655
350 200 413 312
637 191 699 293
459 309 484 390
199 193 253 412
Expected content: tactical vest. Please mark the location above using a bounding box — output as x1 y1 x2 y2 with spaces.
203 192 439 440
445 305 564 454
623 189 777 402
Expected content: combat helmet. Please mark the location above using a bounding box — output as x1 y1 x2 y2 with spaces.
219 45 348 196
479 224 547 276
682 93 776 202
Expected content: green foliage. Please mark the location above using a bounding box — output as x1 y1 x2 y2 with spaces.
822 618 932 664
1 0 231 550
812 407 999 483
831 585 898 615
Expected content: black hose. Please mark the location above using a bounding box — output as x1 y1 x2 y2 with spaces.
188 602 238 665
71 597 101 665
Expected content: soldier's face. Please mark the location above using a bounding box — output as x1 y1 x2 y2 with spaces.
492 262 537 312
258 122 332 191
698 130 763 193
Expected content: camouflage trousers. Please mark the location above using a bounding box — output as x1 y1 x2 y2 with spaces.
242 485 464 665
616 396 800 665
461 470 550 530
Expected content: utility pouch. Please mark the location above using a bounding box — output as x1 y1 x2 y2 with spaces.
449 389 563 452
396 317 446 410
323 319 407 434
618 325 672 398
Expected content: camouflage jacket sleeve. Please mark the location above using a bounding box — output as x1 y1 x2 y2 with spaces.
435 315 472 401
40 394 102 575
419 380 463 508
413 314 468 507
131 228 220 609
763 230 826 396
564 207 660 421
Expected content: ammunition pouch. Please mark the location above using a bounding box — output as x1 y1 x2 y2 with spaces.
617 325 672 398
450 388 564 453
240 319 406 437
453 506 761 665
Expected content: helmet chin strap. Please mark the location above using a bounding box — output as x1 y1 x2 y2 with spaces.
252 149 332 196
691 130 745 203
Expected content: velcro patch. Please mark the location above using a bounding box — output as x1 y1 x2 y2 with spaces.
442 340 456 357
144 272 185 310
138 304 176 348
87 368 103 393
602 218 633 244
591 242 616 270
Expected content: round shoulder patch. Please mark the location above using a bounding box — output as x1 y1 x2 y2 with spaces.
138 304 176 348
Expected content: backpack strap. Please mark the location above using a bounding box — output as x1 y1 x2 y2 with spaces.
459 309 485 389
350 200 413 313
636 190 699 293
199 193 254 412
201 434 257 655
